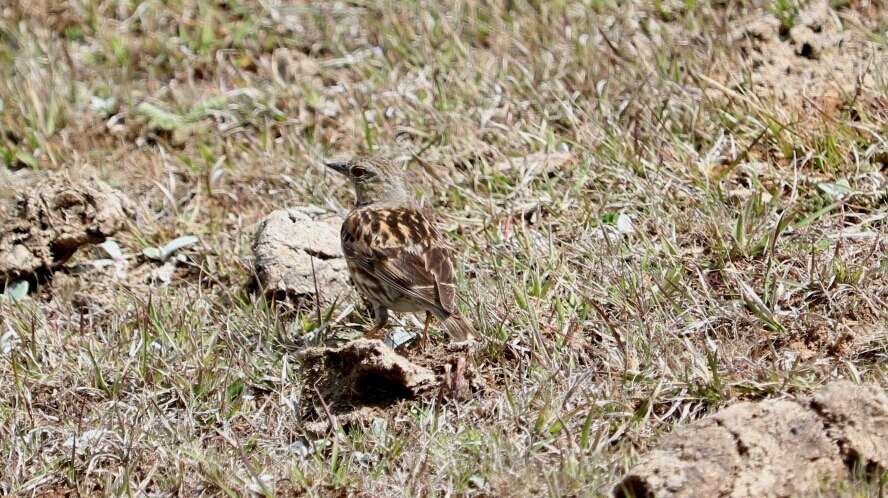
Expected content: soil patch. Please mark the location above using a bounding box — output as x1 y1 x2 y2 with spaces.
722 1 886 118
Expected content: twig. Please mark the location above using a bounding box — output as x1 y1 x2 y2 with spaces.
313 384 340 434
588 299 629 373
309 254 324 342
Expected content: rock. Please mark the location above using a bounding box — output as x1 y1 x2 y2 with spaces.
0 175 132 284
251 208 351 307
615 381 888 498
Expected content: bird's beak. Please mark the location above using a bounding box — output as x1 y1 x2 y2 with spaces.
323 160 349 176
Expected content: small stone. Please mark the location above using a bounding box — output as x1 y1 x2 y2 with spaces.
252 207 351 307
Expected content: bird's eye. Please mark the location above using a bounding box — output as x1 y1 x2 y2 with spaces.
351 166 368 178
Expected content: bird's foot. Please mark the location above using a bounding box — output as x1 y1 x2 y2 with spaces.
413 331 430 351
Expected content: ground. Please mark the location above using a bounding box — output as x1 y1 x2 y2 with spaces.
1 0 887 496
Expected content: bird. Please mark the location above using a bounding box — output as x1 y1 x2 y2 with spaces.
324 156 476 347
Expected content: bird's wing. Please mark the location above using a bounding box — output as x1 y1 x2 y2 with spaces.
342 207 458 314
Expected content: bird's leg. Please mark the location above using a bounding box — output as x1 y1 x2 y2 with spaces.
365 306 389 340
421 312 433 347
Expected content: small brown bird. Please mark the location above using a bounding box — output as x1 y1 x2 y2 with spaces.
325 156 475 346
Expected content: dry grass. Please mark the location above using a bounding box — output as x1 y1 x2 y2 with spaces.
1 0 887 496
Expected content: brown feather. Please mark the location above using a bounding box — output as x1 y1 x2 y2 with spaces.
342 206 456 315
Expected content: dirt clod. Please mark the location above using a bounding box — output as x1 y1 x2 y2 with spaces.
810 382 888 472
0 175 131 285
615 381 888 498
297 337 485 433
300 339 437 413
252 207 351 307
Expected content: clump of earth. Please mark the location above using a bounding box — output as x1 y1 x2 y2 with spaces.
615 380 888 498
0 174 132 286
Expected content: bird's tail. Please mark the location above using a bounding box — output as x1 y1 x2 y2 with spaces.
441 314 476 342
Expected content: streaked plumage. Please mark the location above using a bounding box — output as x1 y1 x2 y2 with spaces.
325 156 474 344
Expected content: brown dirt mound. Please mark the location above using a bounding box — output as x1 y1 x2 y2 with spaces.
251 207 351 307
0 175 131 285
614 381 888 498
301 339 438 408
297 339 485 431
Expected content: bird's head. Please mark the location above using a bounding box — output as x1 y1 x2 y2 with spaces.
324 157 408 207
